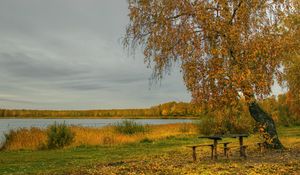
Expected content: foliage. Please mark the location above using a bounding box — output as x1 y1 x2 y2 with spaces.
197 105 254 135
260 93 300 126
0 101 201 118
124 0 299 107
1 95 299 125
284 55 300 122
114 120 149 135
282 2 300 123
285 92 300 125
123 0 299 149
47 122 74 149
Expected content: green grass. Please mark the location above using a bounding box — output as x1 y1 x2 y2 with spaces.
0 126 299 175
0 136 200 174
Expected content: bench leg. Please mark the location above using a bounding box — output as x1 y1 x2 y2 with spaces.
239 137 243 157
241 146 247 159
225 148 230 159
210 146 214 159
214 140 218 160
259 144 265 153
192 147 196 161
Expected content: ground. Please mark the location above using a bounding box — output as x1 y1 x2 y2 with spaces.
0 126 299 175
72 147 299 175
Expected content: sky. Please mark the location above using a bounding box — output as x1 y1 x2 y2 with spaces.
0 0 285 110
0 0 191 110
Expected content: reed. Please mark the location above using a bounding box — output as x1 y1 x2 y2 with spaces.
2 127 47 150
1 123 197 151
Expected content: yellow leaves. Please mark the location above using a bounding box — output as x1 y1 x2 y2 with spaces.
79 133 300 175
124 0 298 108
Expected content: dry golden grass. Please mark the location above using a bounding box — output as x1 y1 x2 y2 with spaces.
2 123 197 151
2 127 47 150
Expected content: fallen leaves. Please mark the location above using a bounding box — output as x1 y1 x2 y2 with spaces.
68 147 300 175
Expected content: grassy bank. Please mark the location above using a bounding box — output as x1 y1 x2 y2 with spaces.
1 123 197 151
0 126 299 174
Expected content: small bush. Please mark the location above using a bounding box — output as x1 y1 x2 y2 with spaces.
114 120 148 135
140 138 153 143
196 117 215 135
1 128 47 151
197 111 254 135
47 122 74 149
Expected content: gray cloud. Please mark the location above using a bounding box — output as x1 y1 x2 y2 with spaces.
0 52 87 80
0 0 191 109
0 98 36 104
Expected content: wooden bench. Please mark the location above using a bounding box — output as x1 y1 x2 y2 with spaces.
186 144 214 161
186 142 232 161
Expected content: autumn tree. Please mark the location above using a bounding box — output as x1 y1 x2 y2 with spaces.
124 0 299 149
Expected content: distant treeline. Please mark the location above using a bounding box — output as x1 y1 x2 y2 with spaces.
1 92 299 125
0 102 202 118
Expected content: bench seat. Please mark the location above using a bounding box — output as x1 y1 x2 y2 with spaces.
186 144 214 161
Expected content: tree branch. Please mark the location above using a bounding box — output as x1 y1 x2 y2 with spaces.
229 0 243 25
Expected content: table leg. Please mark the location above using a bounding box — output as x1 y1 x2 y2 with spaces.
192 146 196 161
214 139 218 160
239 137 243 157
224 143 228 156
210 145 214 159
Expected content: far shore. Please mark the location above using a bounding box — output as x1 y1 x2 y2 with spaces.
0 116 199 119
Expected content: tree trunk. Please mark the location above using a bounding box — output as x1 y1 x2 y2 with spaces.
248 101 284 149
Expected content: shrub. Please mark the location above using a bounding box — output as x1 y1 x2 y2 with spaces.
196 114 219 135
47 122 74 149
114 120 148 135
139 138 153 143
1 128 47 151
196 109 254 135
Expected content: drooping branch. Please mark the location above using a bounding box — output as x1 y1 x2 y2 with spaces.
229 0 243 25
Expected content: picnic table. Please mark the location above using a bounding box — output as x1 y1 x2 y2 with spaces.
198 134 249 159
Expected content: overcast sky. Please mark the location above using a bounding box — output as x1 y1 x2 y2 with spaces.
0 0 285 110
0 0 192 110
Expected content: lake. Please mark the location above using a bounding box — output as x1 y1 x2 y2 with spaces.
0 118 193 144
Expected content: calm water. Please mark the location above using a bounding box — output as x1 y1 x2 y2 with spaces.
0 118 192 144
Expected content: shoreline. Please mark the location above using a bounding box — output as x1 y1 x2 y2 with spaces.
0 116 199 119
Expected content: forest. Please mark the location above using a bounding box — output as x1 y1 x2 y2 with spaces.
1 91 299 126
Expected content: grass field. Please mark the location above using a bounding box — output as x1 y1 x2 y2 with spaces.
0 125 299 175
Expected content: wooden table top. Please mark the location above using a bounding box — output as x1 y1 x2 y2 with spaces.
198 136 222 140
198 134 249 140
223 134 249 138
